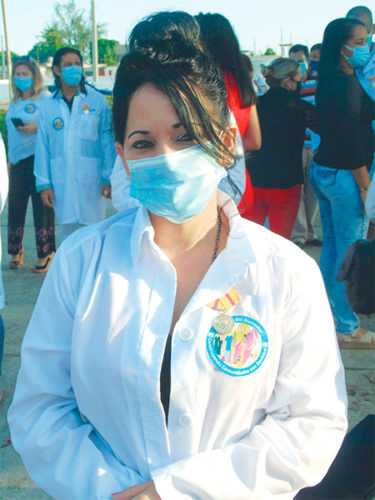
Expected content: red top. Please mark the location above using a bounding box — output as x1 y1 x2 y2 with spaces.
224 72 251 138
223 72 254 214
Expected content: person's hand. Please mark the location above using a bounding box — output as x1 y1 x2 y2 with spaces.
40 188 55 208
112 480 161 500
101 184 112 199
16 121 37 134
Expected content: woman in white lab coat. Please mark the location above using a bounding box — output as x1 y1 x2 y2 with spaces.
9 12 347 500
0 133 8 402
6 57 55 272
34 47 116 242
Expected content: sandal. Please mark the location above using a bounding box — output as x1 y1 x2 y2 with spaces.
337 329 375 350
32 252 55 274
9 248 24 269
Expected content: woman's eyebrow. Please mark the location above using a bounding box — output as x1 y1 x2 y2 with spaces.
172 122 183 129
128 130 149 139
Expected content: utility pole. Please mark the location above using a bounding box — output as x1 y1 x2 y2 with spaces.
1 36 5 79
1 0 12 99
91 0 98 82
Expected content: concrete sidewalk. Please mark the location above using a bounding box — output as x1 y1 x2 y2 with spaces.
0 204 374 499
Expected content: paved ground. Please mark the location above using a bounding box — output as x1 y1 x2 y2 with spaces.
0 203 374 499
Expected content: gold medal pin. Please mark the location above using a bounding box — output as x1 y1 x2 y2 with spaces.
207 287 241 336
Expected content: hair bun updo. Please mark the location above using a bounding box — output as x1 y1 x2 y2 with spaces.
113 10 234 167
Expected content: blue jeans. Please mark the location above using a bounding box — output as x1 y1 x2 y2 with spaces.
0 314 4 375
309 162 369 334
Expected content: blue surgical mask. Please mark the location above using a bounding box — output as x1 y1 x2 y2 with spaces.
367 34 373 49
61 65 83 86
126 145 227 224
343 43 370 67
299 61 307 76
14 76 33 92
309 60 319 74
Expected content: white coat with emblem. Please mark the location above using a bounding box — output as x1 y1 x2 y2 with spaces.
8 191 347 500
0 134 8 308
34 85 115 225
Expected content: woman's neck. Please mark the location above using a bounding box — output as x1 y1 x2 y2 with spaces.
150 191 227 262
339 56 355 75
20 89 33 100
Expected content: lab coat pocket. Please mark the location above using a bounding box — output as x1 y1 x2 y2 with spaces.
80 114 99 141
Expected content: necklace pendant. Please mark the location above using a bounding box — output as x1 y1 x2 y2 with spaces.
213 313 235 336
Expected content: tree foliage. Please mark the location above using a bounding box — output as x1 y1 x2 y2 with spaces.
264 48 276 55
97 39 117 66
28 0 119 65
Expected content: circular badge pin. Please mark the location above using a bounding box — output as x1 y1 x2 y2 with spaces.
53 117 64 130
24 103 36 114
207 315 268 376
213 313 235 336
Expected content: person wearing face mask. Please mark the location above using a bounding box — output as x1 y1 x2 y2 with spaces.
5 57 56 272
289 44 310 84
34 47 116 242
347 6 375 102
8 12 347 500
347 6 375 184
245 57 319 239
291 43 323 249
309 18 374 346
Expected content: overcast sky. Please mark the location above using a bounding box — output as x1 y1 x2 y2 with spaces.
4 0 373 56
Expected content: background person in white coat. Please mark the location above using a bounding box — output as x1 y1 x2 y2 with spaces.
8 12 347 500
0 134 8 403
34 47 115 241
6 57 55 272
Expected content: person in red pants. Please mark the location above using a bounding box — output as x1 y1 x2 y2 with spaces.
246 57 319 239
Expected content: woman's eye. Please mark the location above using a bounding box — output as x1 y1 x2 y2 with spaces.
132 140 153 150
177 132 194 142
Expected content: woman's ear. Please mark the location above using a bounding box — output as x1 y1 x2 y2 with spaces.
217 125 237 167
115 142 131 178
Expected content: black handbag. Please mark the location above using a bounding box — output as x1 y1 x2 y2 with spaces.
336 239 375 315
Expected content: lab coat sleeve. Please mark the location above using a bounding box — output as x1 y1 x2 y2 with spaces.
7 244 144 500
152 257 348 499
99 98 116 185
0 135 8 211
34 105 52 192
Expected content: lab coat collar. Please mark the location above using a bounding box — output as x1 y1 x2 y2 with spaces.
130 190 258 301
53 83 87 100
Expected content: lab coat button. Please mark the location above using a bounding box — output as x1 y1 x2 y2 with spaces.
179 328 194 341
179 413 192 427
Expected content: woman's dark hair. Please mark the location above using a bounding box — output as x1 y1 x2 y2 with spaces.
310 43 322 53
289 44 309 58
318 18 365 82
129 11 203 53
52 47 83 88
113 12 234 165
195 13 256 108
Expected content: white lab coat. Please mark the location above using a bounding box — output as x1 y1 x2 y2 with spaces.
356 44 375 101
0 135 8 309
8 192 347 500
34 85 116 225
5 90 50 165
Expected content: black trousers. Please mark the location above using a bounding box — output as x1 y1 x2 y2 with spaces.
296 415 375 500
7 155 56 258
